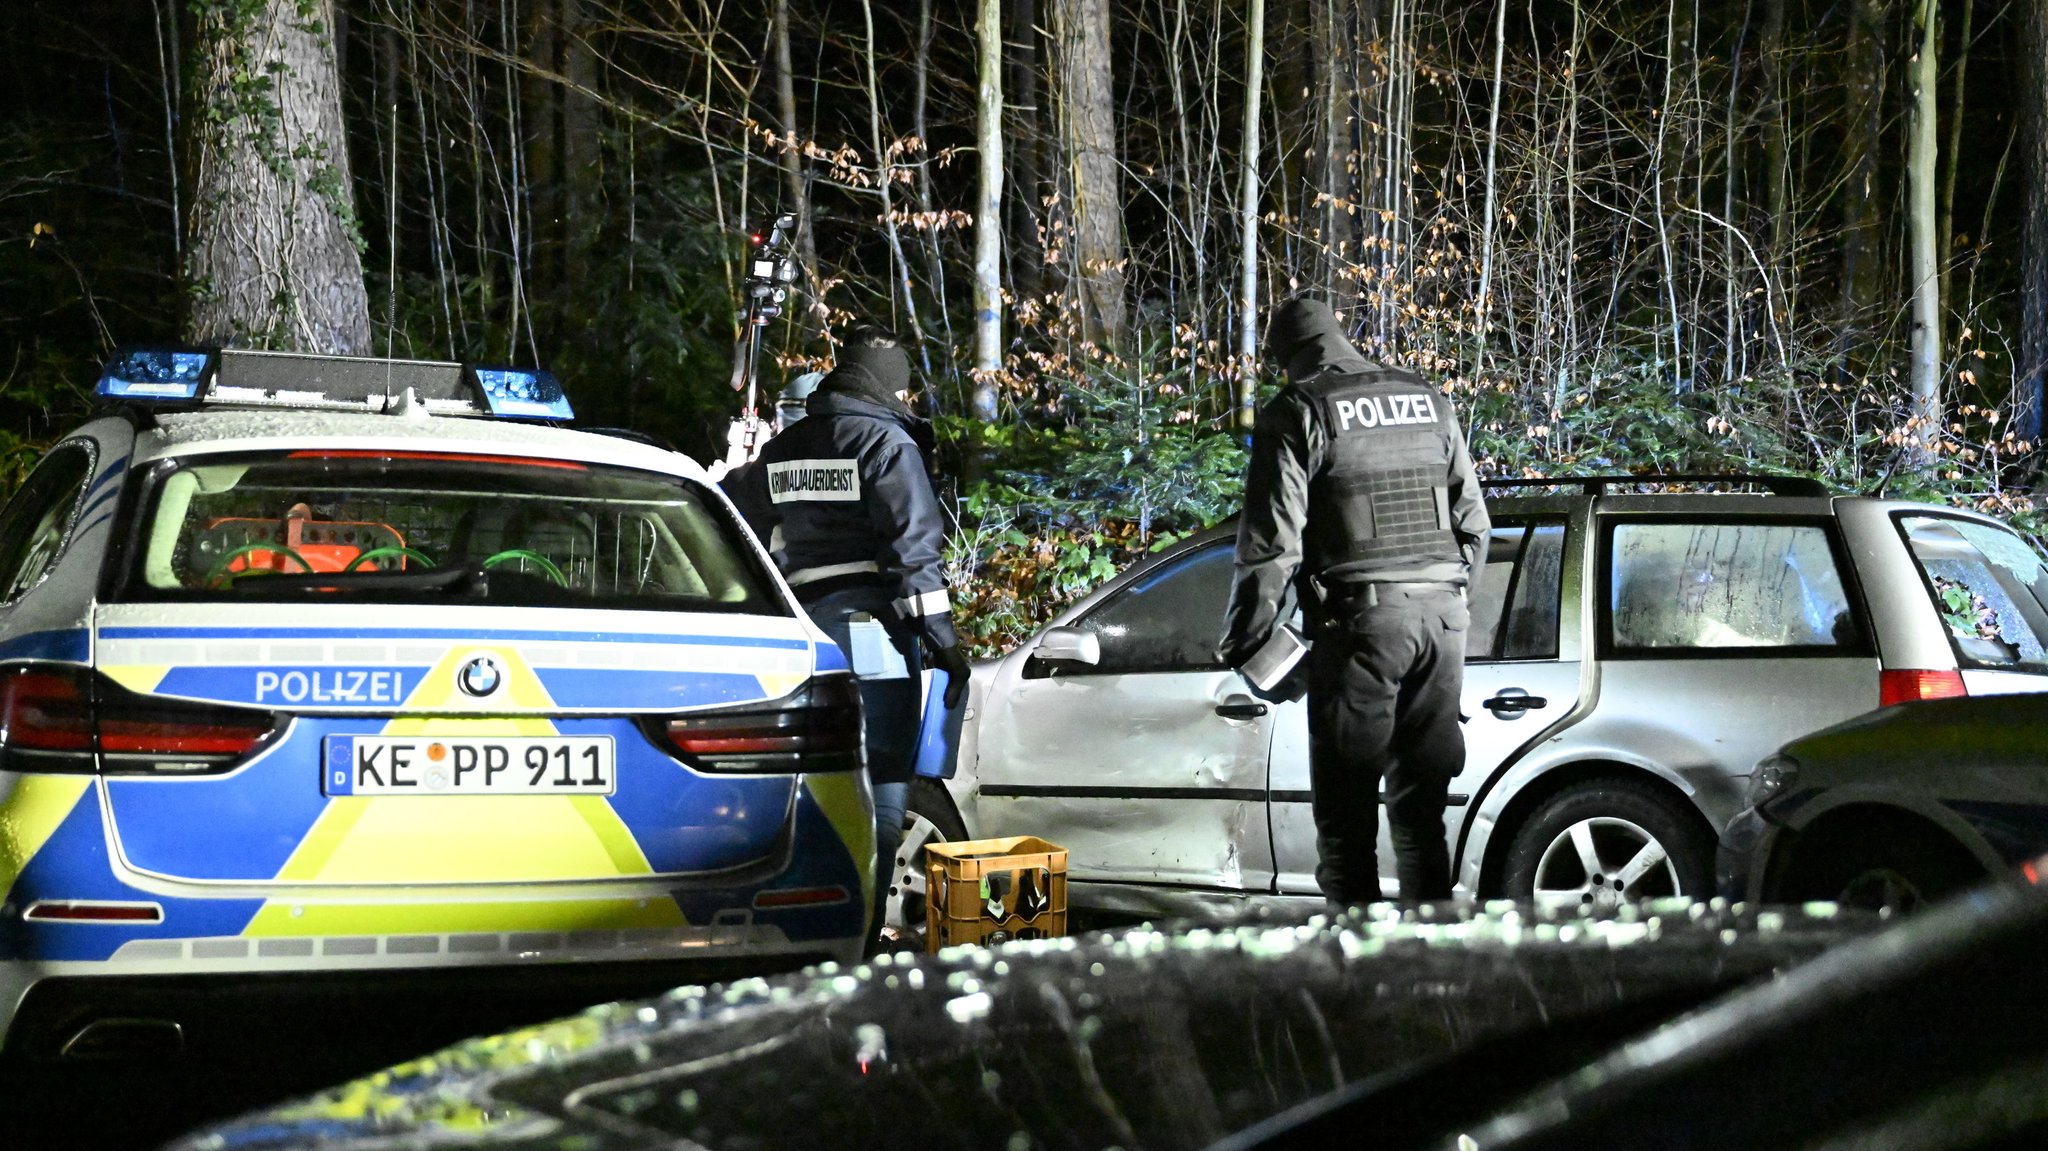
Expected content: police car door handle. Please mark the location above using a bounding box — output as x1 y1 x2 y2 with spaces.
1215 697 1269 720
1482 688 1547 718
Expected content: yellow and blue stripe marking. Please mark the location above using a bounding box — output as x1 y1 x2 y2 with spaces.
0 621 871 962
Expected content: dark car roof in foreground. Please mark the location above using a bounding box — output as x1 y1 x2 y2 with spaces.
171 901 1872 1151
1783 692 2048 768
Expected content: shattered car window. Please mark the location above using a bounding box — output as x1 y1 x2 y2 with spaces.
1608 521 1858 651
122 451 783 614
1073 542 1235 674
1900 515 2048 671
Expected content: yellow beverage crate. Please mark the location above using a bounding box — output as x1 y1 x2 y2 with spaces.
924 835 1068 951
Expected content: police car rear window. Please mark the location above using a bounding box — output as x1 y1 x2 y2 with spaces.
120 451 785 614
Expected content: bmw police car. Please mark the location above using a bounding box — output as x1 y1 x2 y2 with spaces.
0 347 873 1059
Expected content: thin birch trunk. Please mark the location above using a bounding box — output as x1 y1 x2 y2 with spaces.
1235 0 1266 429
1474 0 1507 369
973 0 1006 416
912 0 950 385
1907 0 1942 466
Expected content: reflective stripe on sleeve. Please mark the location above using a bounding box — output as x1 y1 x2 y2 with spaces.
892 588 952 618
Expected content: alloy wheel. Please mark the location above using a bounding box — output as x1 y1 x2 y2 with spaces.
1530 816 1683 913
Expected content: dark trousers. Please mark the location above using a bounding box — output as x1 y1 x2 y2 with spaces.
1306 584 1469 905
802 584 922 938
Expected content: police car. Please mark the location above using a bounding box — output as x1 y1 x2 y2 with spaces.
0 347 873 1060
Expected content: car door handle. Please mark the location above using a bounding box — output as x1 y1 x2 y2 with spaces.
1215 700 1269 720
1482 688 1548 718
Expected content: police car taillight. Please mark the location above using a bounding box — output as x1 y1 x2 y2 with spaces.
0 667 96 771
647 677 863 773
96 690 278 771
0 665 277 774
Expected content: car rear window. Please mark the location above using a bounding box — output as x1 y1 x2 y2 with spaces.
120 450 785 614
1606 520 1862 653
1898 515 2048 671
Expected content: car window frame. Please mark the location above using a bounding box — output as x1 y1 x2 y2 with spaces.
1889 508 2048 672
1469 514 1569 665
1595 512 1875 660
0 439 99 606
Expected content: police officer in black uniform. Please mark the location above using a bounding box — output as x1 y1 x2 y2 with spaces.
1221 298 1489 909
731 327 971 947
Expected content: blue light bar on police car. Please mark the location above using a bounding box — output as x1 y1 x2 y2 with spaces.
92 346 575 422
97 347 217 400
468 366 575 421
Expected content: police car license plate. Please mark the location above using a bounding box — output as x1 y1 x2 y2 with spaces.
322 736 615 796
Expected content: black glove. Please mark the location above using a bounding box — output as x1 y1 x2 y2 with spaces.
931 643 972 708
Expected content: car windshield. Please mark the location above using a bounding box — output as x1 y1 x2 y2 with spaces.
1899 515 2048 672
123 449 784 614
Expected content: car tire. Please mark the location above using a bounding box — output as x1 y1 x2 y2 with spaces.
1770 823 1982 915
881 779 969 951
1502 779 1713 911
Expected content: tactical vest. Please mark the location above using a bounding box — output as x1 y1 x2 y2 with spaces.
1302 368 1464 580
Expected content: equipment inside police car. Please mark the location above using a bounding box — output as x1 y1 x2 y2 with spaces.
719 213 802 474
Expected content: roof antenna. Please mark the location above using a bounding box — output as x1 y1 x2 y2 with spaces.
383 97 399 413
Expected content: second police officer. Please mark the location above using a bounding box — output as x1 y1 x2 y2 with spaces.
731 326 972 950
1220 298 1490 911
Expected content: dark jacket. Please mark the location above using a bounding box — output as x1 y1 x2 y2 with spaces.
735 386 958 651
1221 302 1489 666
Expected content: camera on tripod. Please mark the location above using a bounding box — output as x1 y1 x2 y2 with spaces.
745 213 800 317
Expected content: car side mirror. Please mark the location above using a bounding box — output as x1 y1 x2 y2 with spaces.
1027 626 1101 676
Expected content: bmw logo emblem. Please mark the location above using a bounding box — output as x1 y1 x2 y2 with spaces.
457 655 503 698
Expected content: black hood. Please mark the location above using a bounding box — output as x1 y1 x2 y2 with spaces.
808 350 935 460
813 343 914 415
1264 297 1372 382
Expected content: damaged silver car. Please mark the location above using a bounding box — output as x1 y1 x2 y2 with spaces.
893 475 2048 926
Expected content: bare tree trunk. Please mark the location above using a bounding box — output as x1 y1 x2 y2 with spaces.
149 0 181 264
858 0 929 352
912 0 953 387
2018 0 2048 452
1474 0 1507 368
1839 0 1888 356
1652 0 1686 391
1758 0 1790 310
973 0 1006 416
1310 0 1356 305
1235 0 1267 429
773 0 822 332
1907 0 1941 467
1937 0 1972 324
185 0 370 353
1052 0 1126 348
1563 0 1581 388
1005 0 1048 314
